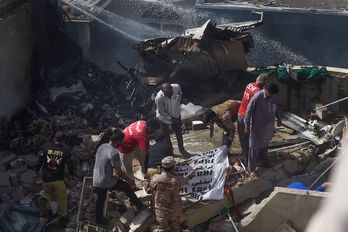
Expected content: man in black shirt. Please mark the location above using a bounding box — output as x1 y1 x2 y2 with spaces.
145 133 173 179
35 131 73 220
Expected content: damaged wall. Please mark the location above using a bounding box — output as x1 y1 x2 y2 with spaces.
0 3 33 120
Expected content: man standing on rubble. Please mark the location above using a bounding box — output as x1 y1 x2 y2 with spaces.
155 83 190 157
202 100 241 152
148 156 194 232
244 83 282 178
117 118 160 181
238 73 268 165
34 131 73 224
93 129 144 225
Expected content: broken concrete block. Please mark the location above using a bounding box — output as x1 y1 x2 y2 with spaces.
0 153 16 165
208 215 234 232
183 178 273 229
11 164 28 176
0 193 11 203
19 169 35 185
0 165 6 172
9 172 19 187
135 189 151 202
192 121 206 130
120 208 135 225
20 193 34 205
9 158 25 169
274 169 289 182
22 154 39 167
183 196 232 228
129 208 154 232
112 221 129 232
238 198 256 216
260 168 276 181
11 186 25 202
305 159 319 174
233 178 273 204
0 186 13 194
274 220 300 232
0 172 11 187
283 159 300 176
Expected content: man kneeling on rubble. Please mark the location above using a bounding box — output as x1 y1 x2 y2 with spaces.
202 100 241 153
93 129 144 225
147 156 194 232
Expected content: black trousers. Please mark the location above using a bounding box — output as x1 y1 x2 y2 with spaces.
94 179 143 225
159 120 184 154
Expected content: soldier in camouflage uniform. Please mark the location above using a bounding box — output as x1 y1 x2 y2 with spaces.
148 156 194 232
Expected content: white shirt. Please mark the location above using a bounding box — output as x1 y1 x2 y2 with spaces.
155 84 182 124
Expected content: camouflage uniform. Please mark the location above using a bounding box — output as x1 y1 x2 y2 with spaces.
149 157 187 232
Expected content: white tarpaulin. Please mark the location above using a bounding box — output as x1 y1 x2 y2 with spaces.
175 146 229 201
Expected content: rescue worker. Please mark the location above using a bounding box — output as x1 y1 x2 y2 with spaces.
155 83 190 157
237 73 268 165
202 100 241 152
244 83 282 178
117 118 160 181
34 131 73 224
93 129 144 225
148 156 194 232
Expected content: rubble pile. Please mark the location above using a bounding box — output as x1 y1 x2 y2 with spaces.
0 59 153 231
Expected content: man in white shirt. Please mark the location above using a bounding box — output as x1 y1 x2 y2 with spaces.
155 83 189 157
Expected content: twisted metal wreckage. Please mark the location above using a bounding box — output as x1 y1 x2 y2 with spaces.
118 11 264 110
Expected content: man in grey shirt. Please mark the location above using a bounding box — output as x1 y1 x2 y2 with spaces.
244 83 282 178
93 129 144 225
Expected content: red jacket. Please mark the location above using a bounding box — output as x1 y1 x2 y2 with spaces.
117 121 150 154
238 82 261 117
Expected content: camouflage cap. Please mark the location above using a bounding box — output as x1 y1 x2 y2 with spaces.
161 156 176 168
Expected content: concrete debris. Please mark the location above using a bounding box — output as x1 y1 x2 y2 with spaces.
19 169 36 185
240 187 328 232
49 80 87 102
0 153 16 166
11 186 25 202
21 154 39 167
192 121 206 130
0 187 13 194
208 216 234 232
129 208 154 232
120 208 136 225
20 193 34 205
9 172 19 187
0 172 11 187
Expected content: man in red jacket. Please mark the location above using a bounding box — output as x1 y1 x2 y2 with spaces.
237 73 268 166
117 118 160 182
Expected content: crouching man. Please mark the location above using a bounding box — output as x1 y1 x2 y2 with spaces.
93 129 144 225
202 100 241 152
148 156 194 232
